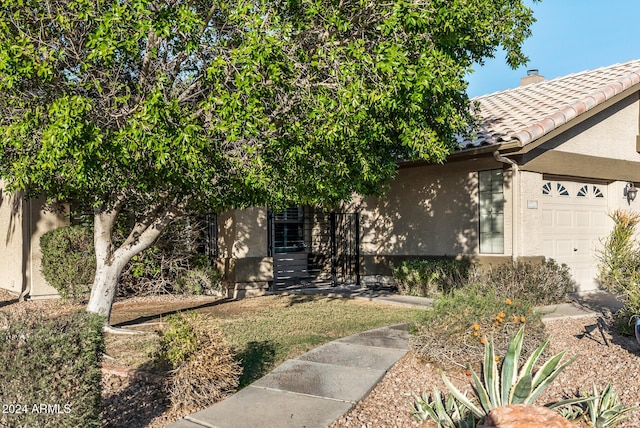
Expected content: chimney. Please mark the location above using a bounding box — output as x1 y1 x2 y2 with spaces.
520 69 544 86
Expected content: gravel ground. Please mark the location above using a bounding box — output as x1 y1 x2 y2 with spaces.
330 316 640 428
3 291 640 427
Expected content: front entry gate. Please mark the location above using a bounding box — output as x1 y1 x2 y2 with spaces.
268 208 360 289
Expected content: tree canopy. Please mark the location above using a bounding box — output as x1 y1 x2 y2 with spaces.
0 0 536 212
0 0 537 318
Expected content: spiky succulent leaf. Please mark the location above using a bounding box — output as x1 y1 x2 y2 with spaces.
518 336 550 379
527 354 578 404
483 338 501 407
470 368 492 415
441 371 485 419
510 372 532 404
501 327 524 403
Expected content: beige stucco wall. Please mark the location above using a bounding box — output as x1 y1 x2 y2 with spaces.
217 207 269 258
27 199 69 299
0 190 27 295
553 93 640 161
517 170 545 258
216 207 272 296
346 156 512 258
0 189 68 299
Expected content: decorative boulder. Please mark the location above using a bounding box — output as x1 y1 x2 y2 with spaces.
478 404 578 428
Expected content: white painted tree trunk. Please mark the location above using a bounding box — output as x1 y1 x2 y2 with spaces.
86 256 128 320
86 204 179 324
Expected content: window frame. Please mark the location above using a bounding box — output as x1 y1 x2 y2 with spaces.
478 169 505 254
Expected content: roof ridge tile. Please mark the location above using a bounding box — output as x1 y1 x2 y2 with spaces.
463 59 640 149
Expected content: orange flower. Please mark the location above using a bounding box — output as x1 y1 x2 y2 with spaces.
465 369 472 376
472 323 481 331
493 321 499 327
473 331 479 337
505 298 512 305
495 356 500 362
520 316 526 323
498 311 506 318
513 315 519 323
480 337 486 345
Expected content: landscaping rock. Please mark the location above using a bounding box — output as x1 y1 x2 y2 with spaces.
478 404 577 428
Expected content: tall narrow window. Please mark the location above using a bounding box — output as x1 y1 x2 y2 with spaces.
479 169 504 254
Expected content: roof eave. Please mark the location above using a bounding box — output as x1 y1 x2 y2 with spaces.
498 81 640 156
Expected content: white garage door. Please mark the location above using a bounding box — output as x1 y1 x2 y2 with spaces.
541 181 610 292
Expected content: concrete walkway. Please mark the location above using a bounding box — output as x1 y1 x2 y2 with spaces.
168 289 622 428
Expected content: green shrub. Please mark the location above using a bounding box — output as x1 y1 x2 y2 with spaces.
158 313 201 368
598 210 640 335
46 215 222 298
410 284 546 370
393 258 471 297
174 259 223 296
480 259 575 305
157 312 241 411
116 217 222 297
40 225 96 300
0 310 105 428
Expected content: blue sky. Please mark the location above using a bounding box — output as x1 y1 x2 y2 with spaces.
466 0 640 98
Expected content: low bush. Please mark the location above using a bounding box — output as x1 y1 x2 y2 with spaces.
480 258 575 305
117 217 221 297
174 259 223 296
393 257 572 304
410 284 546 370
393 258 471 297
40 225 96 300
157 312 241 411
42 216 222 298
0 310 105 427
598 210 640 335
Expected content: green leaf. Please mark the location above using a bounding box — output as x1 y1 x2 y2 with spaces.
501 327 524 403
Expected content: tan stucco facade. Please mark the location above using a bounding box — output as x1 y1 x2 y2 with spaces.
0 188 68 299
213 93 640 292
215 206 273 297
341 156 515 283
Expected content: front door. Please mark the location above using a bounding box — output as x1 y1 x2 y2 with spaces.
268 208 360 288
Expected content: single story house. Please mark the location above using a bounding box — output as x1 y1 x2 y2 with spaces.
2 60 640 299
216 59 640 297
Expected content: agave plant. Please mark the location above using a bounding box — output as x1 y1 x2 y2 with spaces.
441 327 578 420
583 382 637 428
412 387 476 428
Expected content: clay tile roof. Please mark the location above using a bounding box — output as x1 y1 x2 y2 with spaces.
463 59 640 149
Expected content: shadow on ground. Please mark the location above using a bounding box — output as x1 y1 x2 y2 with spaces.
236 340 278 387
570 292 624 315
102 374 170 428
112 298 232 327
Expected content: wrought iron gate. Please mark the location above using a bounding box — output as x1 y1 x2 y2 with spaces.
268 209 360 289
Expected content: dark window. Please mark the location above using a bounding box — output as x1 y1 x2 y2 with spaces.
273 208 305 253
479 169 504 254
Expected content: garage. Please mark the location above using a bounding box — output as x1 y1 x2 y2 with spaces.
541 180 611 292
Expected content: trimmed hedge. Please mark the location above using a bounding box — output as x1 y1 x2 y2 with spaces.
0 311 105 427
40 225 96 300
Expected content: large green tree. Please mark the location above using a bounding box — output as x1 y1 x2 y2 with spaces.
0 0 536 322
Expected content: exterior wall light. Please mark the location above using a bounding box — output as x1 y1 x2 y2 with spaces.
624 182 638 204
